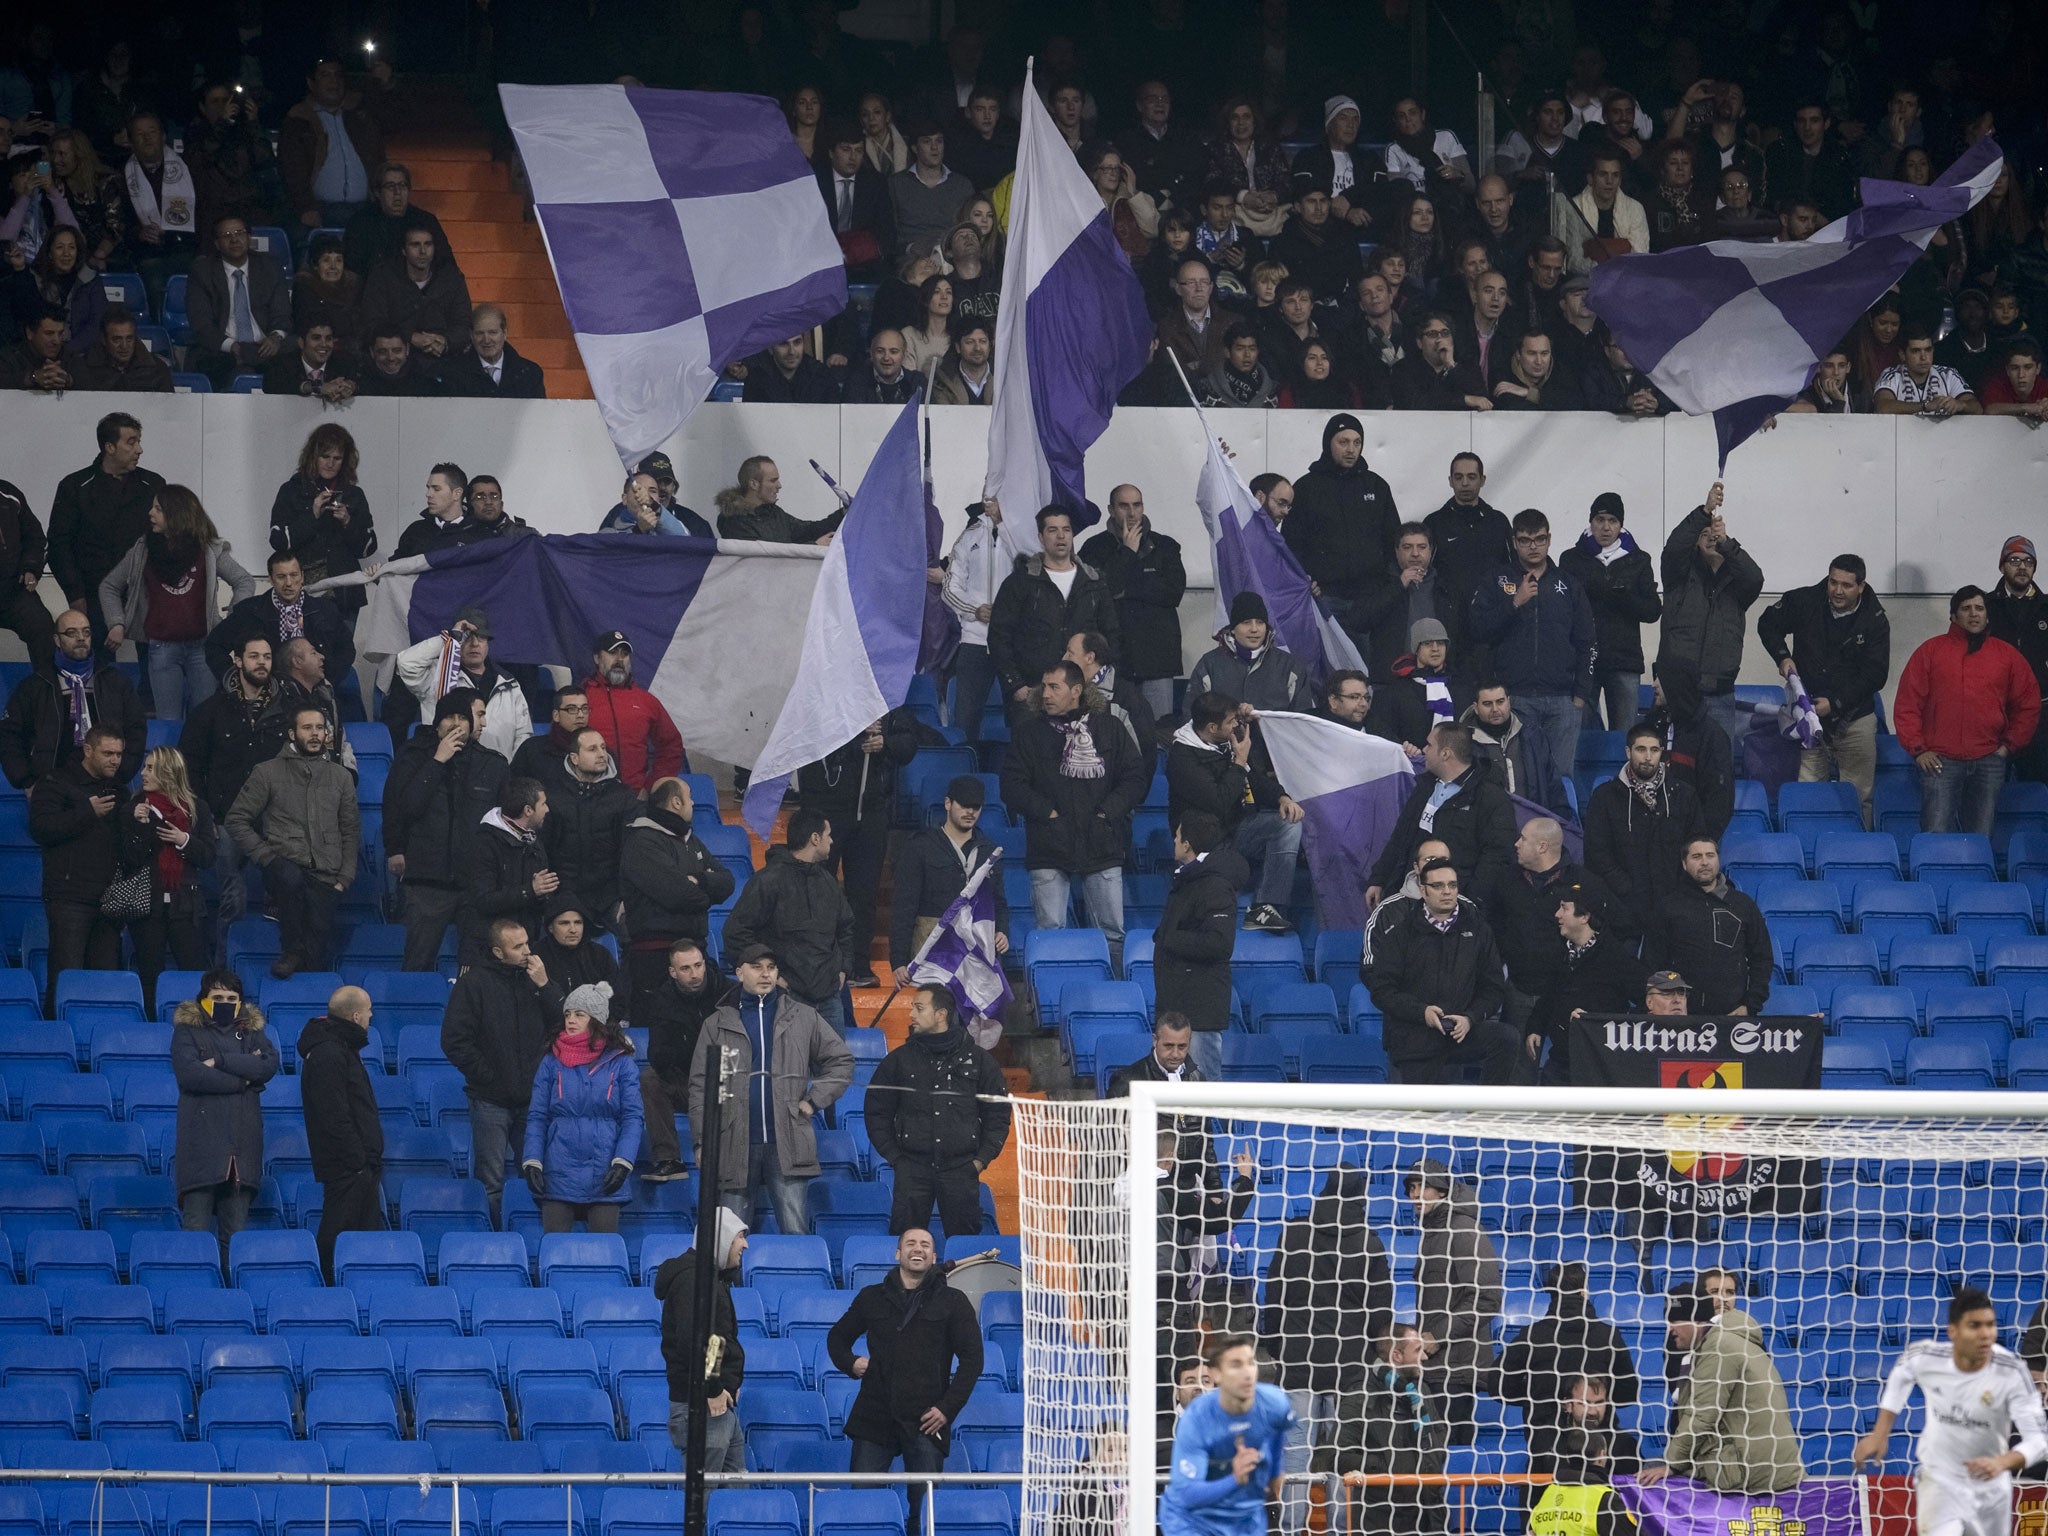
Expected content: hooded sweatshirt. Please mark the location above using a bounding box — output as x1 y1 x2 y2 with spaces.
1282 414 1400 611
1407 1158 1503 1376
653 1205 748 1404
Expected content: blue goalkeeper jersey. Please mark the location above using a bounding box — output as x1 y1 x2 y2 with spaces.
1160 1383 1298 1536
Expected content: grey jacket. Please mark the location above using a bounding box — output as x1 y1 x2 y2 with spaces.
98 536 257 637
686 989 854 1187
225 744 361 882
1659 505 1766 695
1666 1308 1805 1493
1409 1158 1504 1376
1187 642 1312 713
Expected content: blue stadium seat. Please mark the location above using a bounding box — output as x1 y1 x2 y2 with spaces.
490 1490 586 1536
335 1230 428 1298
1988 937 2048 993
24 1230 118 1292
1221 1035 1286 1082
228 1229 323 1323
265 1287 361 1341
1777 781 1863 857
539 1233 631 1306
1821 1036 1895 1088
1724 832 1807 887
949 1391 1025 1469
337 1442 435 1524
1760 879 1846 928
203 1338 296 1403
931 1489 1013 1536
438 1233 530 1315
413 1383 511 1451
197 1383 295 1446
706 1490 803 1536
368 1286 464 1341
507 1338 602 1406
58 1125 149 1189
52 1486 151 1536
2008 1037 2048 1091
1908 833 1996 916
1298 1035 1391 1083
1829 988 1918 1073
1947 885 2038 969
275 1487 373 1536
1889 934 1979 1005
1090 1030 1156 1096
0 1123 45 1175
304 1384 401 1451
0 1338 90 1432
0 1384 75 1438
573 1289 658 1345
1813 832 1903 895
301 1337 399 1402
166 1484 261 1536
1233 930 1306 990
98 1336 197 1420
400 1181 492 1272
402 1338 500 1402
161 1287 256 1338
1852 882 1941 968
0 1491 44 1536
386 1489 480 1536
1792 934 1882 1006
1904 1037 1997 1089
1249 981 1341 1033
518 1385 615 1448
472 1289 567 1367
1023 928 1114 1023
61 1283 154 1337
22 1074 112 1128
52 972 145 1030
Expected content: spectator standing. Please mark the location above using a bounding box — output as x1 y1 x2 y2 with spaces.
0 478 52 661
1647 660 1735 840
1321 1324 1450 1533
619 777 735 1013
532 897 618 997
391 464 476 560
1076 485 1186 720
184 85 275 233
179 635 281 944
722 809 855 1034
653 1207 750 1474
1648 1304 1803 1494
715 465 844 549
541 728 635 933
298 985 384 1281
185 214 292 389
1366 724 1518 908
1526 1376 1643 1498
511 688 590 788
817 122 896 270
1584 723 1707 936
441 917 563 1225
48 411 163 656
171 969 276 1276
1284 413 1401 652
1987 536 2048 785
269 424 377 599
1188 593 1313 714
1322 668 1433 759
1653 838 1773 1015
1468 509 1595 795
1560 494 1662 731
385 695 506 970
1148 814 1245 1082
1363 522 1462 683
1263 1163 1395 1405
359 226 472 366
280 59 385 234
464 777 556 964
394 607 527 764
583 631 686 794
795 711 918 990
522 983 644 1234
1526 886 1646 1080
205 550 355 690
29 724 131 1006
439 303 546 398
987 507 1121 710
1064 631 1155 762
638 939 732 1183
341 162 449 277
99 486 257 721
1500 1261 1641 1430
1756 555 1890 824
1166 692 1302 937
866 985 1010 1237
1370 860 1525 1085
826 1228 984 1523
1492 817 1605 999
1659 482 1765 748
123 745 217 1014
1462 683 1566 814
120 113 201 314
688 944 854 1235
225 705 358 977
1000 662 1149 967
889 777 1009 991
0 607 144 792
1407 1157 1505 1426
1894 587 2038 836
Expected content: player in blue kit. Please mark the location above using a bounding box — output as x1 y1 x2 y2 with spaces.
1162 1332 1299 1536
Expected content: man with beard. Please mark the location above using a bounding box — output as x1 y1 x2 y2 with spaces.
179 632 282 942
583 630 685 796
385 694 508 972
1651 838 1772 1016
654 1207 750 1472
1284 414 1401 654
638 938 733 1183
619 778 735 1015
1584 723 1706 938
1987 536 2048 784
543 728 636 933
531 895 620 997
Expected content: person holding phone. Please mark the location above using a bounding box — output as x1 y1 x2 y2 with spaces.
170 969 277 1278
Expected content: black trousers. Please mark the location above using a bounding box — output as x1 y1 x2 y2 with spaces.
45 898 123 1014
817 805 888 978
316 1167 386 1281
0 584 53 658
130 897 207 1017
888 1155 984 1238
266 858 339 968
1392 1015 1532 1086
400 882 463 971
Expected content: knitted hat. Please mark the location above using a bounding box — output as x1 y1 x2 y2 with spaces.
1324 95 1360 128
1590 492 1626 524
1229 590 1270 626
1321 412 1365 455
1410 618 1449 647
433 691 475 725
563 981 612 1024
2003 535 2037 565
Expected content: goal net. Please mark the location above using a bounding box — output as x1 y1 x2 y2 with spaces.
1013 1086 2048 1536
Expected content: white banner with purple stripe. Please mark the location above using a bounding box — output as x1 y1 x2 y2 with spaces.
909 850 1012 1025
1256 711 1415 930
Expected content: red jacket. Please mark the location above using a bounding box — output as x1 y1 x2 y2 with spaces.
1893 624 2041 761
581 674 685 792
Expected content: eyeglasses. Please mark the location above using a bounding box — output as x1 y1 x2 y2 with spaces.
556 702 590 716
1418 327 1451 339
56 626 91 638
1513 533 1552 545
1422 879 1459 892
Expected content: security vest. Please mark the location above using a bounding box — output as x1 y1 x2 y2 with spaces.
1530 1483 1634 1536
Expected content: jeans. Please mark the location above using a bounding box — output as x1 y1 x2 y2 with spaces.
181 1183 253 1277
44 899 123 1015
801 991 848 1038
400 883 463 972
1188 1027 1222 1082
1139 678 1175 721
668 1400 747 1472
1591 670 1642 732
145 640 216 722
950 644 996 742
889 1156 984 1238
541 1200 621 1234
1029 867 1125 966
316 1168 385 1282
850 1435 946 1536
1704 691 1756 757
1516 692 1585 794
467 1097 528 1223
722 1142 811 1235
1800 712 1878 826
640 1065 689 1165
265 858 339 969
1920 754 2007 837
1234 809 1302 907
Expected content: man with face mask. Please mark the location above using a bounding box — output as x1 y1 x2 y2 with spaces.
226 704 358 976
581 630 685 796
385 693 509 972
654 1206 751 1472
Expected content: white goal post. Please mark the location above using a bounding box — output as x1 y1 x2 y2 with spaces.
1013 1085 2048 1536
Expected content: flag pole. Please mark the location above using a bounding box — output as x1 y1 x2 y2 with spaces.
881 845 1006 1027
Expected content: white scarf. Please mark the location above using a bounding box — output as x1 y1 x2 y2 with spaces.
125 149 196 234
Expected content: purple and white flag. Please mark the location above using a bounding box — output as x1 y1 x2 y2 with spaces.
1616 1475 1860 1536
741 396 927 836
1780 666 1824 748
1254 711 1415 929
984 60 1153 556
909 850 1012 1030
1589 136 2004 466
501 84 847 467
1192 417 1366 687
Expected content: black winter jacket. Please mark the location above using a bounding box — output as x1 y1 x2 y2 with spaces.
1651 876 1773 1015
48 459 165 602
1560 535 1662 677
1658 505 1765 694
170 999 277 1195
1076 524 1188 682
532 926 619 1002
1527 934 1650 1070
121 792 218 917
28 759 131 902
463 813 553 959
827 1269 984 1456
1583 771 1706 935
179 678 284 817
1154 846 1250 1031
619 816 736 948
1000 703 1149 875
205 589 356 683
721 846 854 1003
1165 734 1282 837
643 973 734 1081
866 1026 1012 1169
542 764 636 920
440 954 564 1109
0 478 48 588
987 556 1123 698
794 709 918 824
1282 453 1401 611
384 732 509 889
0 660 146 789
1488 858 1611 998
267 472 377 586
1648 701 1735 842
1369 901 1509 1065
1368 765 1518 897
1987 582 2048 698
1754 583 1891 730
1260 1166 1396 1394
391 512 483 561
1422 497 1513 614
298 1013 384 1181
888 827 1007 971
654 1251 746 1404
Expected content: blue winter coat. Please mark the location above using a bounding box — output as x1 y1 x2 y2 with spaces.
523 1045 646 1205
1467 558 1598 702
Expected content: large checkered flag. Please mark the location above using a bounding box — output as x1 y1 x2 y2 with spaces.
1589 137 2003 466
501 84 848 467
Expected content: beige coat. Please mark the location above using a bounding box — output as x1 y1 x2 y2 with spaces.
1666 1307 1805 1493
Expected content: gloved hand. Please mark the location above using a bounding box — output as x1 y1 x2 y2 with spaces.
599 1159 630 1197
521 1161 546 1201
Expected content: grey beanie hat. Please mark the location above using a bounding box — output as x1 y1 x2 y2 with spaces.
563 981 613 1025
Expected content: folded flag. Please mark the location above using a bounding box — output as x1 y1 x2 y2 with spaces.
909 850 1012 1032
1254 711 1415 930
984 59 1153 555
742 396 928 836
1589 136 2004 466
1780 666 1824 749
1192 414 1367 686
501 83 847 467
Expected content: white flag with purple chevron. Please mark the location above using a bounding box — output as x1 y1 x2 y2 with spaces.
1255 711 1414 930
1588 137 2003 466
909 849 1012 1027
501 84 847 467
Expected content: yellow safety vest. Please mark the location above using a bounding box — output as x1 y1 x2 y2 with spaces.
1530 1483 1631 1536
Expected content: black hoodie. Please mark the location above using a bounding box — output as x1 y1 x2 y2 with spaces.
1498 1261 1641 1427
1282 416 1401 614
1260 1165 1395 1394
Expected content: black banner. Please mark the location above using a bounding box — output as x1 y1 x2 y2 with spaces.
1565 1014 1824 1219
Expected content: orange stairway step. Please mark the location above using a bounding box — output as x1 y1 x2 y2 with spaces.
413 189 528 222
545 368 591 399
493 302 572 340
442 219 544 255
403 159 510 194
389 138 494 163
463 251 554 282
518 338 582 370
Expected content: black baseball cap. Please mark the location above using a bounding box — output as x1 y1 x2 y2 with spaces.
594 630 633 654
734 942 778 966
636 452 676 484
945 774 985 807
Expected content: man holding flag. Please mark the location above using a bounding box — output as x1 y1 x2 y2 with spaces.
891 775 1010 994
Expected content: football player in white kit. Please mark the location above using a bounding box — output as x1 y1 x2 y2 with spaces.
1853 1287 2048 1536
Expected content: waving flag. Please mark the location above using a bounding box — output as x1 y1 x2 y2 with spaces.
1780 666 1824 748
1192 411 1367 686
337 536 823 769
984 60 1153 554
1255 712 1415 929
1589 137 2004 466
742 396 928 836
908 850 1012 1044
501 83 847 467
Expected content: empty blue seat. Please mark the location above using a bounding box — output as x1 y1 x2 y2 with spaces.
0 1384 74 1438
52 1486 151 1536
336 1231 428 1296
1904 1037 1997 1089
162 1287 256 1337
85 1174 179 1260
413 1383 511 1449
265 1287 361 1340
1989 937 2048 993
304 1384 401 1450
386 1490 480 1536
0 1338 90 1432
705 1491 801 1536
1221 1035 1286 1082
1725 832 1808 885
931 1489 1014 1536
166 1485 261 1536
439 1232 530 1311
0 1491 44 1536
471 1289 567 1362
228 1229 324 1321
950 1391 1025 1467
203 1338 296 1402
1890 934 1980 1004
402 1338 499 1399
22 1074 112 1128
573 1289 659 1344
1822 1036 1895 1088
61 1283 155 1336
1298 1035 1391 1083
368 1286 464 1340
507 1338 602 1404
1814 832 1902 893
301 1337 399 1401
1793 934 1882 1005
602 1490 690 1536
2008 1037 2048 1091
491 1489 587 1536
98 1336 198 1420
519 1385 616 1447
538 1233 630 1303
275 1487 373 1536
24 1230 119 1292
90 1383 186 1442
1778 781 1863 853
1022 929 1112 1021
51 972 146 1029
